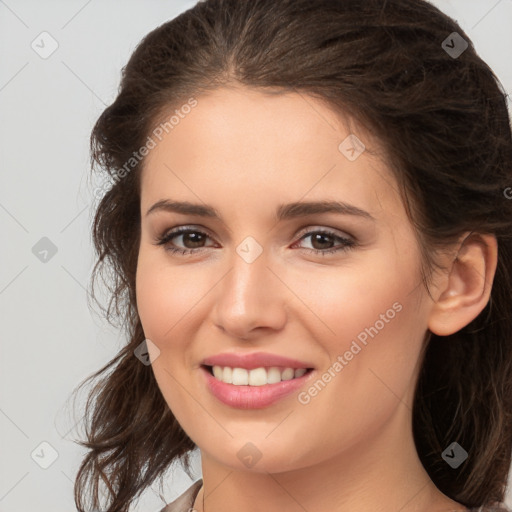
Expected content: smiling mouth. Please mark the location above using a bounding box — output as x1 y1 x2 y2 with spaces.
202 364 314 386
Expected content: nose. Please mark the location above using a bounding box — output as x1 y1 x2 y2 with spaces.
211 246 287 340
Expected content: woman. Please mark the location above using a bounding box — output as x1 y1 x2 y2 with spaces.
73 1 512 511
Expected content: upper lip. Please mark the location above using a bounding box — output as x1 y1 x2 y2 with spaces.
201 352 314 370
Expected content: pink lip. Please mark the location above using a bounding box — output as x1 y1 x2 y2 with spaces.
200 366 315 409
201 351 314 370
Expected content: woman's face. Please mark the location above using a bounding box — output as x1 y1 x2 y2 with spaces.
136 86 436 473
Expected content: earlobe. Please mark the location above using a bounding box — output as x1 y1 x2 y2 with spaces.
427 232 498 337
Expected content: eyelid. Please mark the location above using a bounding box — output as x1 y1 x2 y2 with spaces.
158 224 354 244
161 224 216 240
155 224 357 258
158 225 219 247
294 225 354 241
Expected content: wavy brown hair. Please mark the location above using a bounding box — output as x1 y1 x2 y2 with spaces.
72 0 512 511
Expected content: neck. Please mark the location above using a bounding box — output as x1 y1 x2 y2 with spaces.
193 399 465 512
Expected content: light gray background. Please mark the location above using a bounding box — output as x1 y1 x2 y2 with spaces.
0 1 511 511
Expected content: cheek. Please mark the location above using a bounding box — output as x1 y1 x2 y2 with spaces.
286 255 417 344
135 255 202 421
291 286 426 459
290 252 425 399
135 251 207 343
136 262 170 342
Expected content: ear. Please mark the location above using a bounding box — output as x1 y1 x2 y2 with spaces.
427 232 498 336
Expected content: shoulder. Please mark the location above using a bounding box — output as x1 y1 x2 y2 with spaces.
466 505 512 512
156 493 511 512
158 479 203 512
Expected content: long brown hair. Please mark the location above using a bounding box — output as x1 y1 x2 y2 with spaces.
73 1 512 510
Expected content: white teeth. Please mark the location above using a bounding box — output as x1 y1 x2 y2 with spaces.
210 365 310 385
267 367 282 384
232 367 249 385
248 368 267 386
281 368 295 380
223 366 233 384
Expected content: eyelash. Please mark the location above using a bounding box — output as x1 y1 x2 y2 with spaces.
154 226 356 256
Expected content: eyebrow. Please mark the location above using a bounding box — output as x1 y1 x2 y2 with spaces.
146 199 376 222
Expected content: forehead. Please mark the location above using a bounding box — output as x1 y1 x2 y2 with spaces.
146 86 367 167
140 86 401 220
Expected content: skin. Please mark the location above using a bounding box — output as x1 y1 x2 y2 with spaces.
135 85 497 512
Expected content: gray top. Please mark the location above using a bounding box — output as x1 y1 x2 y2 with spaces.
159 479 202 512
158 480 511 512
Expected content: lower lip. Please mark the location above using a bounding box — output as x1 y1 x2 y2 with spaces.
201 366 315 409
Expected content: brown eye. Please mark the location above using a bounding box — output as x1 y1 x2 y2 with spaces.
179 231 207 248
309 232 336 250
295 229 356 255
155 227 215 255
